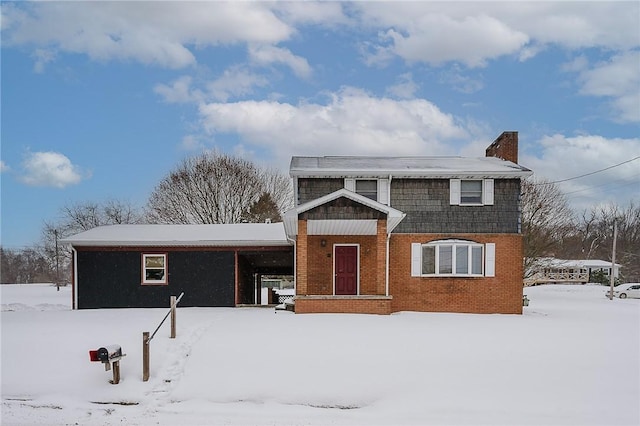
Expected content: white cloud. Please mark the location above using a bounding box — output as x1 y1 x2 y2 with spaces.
383 14 528 68
521 134 640 211
20 151 86 188
248 44 312 79
207 66 270 102
3 2 293 69
154 76 204 104
576 51 640 123
439 66 484 94
31 48 56 73
354 2 639 66
0 160 9 173
198 87 469 167
386 73 419 99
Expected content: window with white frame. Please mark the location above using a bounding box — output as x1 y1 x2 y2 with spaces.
142 254 167 285
411 240 495 277
450 179 494 205
355 180 378 200
344 178 389 205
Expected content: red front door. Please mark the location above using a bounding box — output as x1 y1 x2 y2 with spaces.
335 245 358 295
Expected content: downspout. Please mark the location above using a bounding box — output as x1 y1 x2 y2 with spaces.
71 247 78 310
386 232 390 297
385 174 393 297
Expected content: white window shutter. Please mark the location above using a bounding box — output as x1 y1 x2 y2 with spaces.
485 243 496 277
344 178 355 191
484 179 494 205
411 243 422 277
450 179 461 205
378 179 389 205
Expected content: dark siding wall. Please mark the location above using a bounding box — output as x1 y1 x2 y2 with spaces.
302 197 386 220
391 179 521 234
77 250 235 309
298 178 343 204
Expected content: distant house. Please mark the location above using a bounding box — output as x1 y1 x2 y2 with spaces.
64 131 532 314
284 131 532 314
525 258 622 286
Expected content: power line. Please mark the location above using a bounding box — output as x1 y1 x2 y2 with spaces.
563 173 640 196
533 156 640 185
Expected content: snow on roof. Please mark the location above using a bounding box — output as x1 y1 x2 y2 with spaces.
290 156 532 179
536 258 621 269
61 223 291 247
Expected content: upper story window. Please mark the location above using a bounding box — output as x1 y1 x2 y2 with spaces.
142 253 167 285
411 240 495 277
450 179 494 206
355 180 377 200
460 180 483 204
344 178 389 205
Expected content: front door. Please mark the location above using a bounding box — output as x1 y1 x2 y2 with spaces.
335 245 358 295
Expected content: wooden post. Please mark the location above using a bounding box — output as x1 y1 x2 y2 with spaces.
143 332 150 382
111 361 120 385
170 295 176 339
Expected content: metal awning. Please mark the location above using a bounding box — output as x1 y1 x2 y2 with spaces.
283 189 405 238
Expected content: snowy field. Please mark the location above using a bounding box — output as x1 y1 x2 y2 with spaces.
1 284 638 426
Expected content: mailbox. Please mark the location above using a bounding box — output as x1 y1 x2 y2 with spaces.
89 345 123 363
89 345 125 383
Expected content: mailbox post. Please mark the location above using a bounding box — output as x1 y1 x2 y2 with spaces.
89 345 126 384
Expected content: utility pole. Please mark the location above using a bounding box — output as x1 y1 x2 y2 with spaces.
54 229 60 291
608 221 617 300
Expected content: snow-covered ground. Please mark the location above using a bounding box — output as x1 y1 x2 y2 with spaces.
1 283 638 425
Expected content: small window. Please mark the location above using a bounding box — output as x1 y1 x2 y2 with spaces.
355 180 378 201
460 180 483 204
142 254 167 285
450 179 494 205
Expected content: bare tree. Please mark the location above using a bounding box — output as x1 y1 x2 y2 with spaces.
146 151 292 224
583 201 640 282
39 199 144 283
521 177 575 276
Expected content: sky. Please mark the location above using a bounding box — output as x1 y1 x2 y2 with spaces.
1 1 639 250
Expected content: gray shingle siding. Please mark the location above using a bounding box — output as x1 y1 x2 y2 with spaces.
390 178 521 233
296 177 522 234
298 178 344 204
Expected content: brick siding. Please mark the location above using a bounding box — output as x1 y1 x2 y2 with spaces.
389 233 524 314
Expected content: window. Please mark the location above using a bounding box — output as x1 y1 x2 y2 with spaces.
355 180 378 200
412 240 495 277
450 179 494 205
344 178 389 205
461 180 482 204
142 254 167 285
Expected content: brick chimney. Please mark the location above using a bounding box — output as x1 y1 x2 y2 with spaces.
486 131 518 163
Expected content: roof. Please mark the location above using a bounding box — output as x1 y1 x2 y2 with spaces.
290 156 532 179
61 223 291 247
536 258 622 269
284 189 405 238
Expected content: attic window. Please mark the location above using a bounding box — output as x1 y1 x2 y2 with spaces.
142 254 167 285
355 180 378 201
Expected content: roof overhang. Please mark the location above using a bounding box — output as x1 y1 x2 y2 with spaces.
284 189 405 239
61 223 291 247
290 156 533 179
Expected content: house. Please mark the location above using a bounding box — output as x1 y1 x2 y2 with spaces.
61 223 293 309
525 258 622 286
63 131 532 314
284 131 532 314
